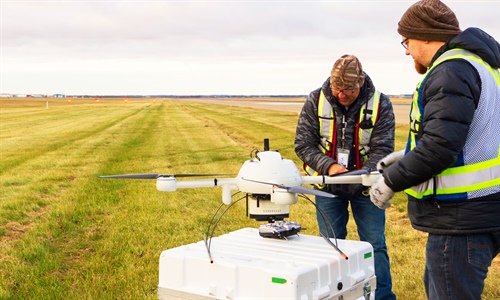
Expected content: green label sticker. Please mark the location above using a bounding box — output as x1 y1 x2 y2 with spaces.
272 277 287 284
364 252 373 259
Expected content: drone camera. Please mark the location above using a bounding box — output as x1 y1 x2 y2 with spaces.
247 195 290 221
246 193 288 221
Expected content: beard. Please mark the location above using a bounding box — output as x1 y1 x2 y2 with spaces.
414 60 428 75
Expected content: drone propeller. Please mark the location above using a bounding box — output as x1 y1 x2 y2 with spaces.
285 185 336 198
99 173 232 179
329 169 370 177
242 178 336 198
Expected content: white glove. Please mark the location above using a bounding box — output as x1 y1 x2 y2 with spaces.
370 176 394 209
376 150 405 173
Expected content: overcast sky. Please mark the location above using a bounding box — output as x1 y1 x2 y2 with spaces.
1 0 499 96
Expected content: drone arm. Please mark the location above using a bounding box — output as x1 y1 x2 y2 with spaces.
175 178 237 189
157 178 238 191
156 178 238 204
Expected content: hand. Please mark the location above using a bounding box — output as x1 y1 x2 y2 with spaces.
370 177 394 209
376 150 405 173
328 163 348 176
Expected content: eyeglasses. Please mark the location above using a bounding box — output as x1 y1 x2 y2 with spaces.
401 37 409 49
332 87 356 95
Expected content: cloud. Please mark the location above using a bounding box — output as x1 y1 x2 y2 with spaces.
2 0 499 95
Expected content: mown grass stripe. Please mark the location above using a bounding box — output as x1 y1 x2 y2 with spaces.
0 104 151 175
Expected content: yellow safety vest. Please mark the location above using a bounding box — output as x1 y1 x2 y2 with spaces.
304 90 381 180
406 49 500 200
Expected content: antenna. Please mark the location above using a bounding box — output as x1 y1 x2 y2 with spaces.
263 138 269 151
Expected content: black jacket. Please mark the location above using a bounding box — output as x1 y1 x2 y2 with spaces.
295 74 395 197
384 27 500 234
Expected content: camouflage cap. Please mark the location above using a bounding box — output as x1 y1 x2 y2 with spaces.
330 54 365 89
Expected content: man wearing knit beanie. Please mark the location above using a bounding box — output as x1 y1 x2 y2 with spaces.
296 54 396 299
371 0 500 299
398 0 461 42
398 0 463 74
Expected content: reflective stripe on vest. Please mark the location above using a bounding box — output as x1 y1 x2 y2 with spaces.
405 49 500 200
357 91 381 167
304 90 380 178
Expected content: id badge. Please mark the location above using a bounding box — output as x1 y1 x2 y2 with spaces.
337 149 350 168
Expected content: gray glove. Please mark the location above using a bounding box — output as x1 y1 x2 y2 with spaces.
370 176 394 209
376 150 405 173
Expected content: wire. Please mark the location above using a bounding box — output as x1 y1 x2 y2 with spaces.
203 192 348 262
203 193 246 263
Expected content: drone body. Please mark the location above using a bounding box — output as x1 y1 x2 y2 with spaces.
153 143 308 221
101 139 381 222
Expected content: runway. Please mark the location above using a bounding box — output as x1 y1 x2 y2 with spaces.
180 98 410 124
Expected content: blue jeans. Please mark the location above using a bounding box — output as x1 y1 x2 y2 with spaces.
316 193 396 300
424 232 500 300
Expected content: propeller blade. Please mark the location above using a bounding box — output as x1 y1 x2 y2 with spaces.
99 173 164 179
286 186 336 198
171 174 234 177
99 173 232 179
329 169 370 177
242 178 336 198
241 177 277 185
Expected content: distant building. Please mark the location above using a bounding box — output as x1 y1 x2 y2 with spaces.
52 94 65 98
0 93 13 98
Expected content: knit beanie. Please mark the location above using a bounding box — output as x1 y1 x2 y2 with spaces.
398 0 461 42
330 55 365 89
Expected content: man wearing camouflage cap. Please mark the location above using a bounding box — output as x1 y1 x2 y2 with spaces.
370 0 500 299
295 54 396 299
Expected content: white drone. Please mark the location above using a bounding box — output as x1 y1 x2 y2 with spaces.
100 138 380 222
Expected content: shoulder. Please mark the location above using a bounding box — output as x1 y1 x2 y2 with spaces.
377 92 392 104
424 59 481 108
306 87 322 103
303 88 322 111
427 59 480 93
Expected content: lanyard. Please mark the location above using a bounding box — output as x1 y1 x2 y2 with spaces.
341 114 346 149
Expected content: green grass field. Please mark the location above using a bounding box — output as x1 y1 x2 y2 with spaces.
1 97 498 299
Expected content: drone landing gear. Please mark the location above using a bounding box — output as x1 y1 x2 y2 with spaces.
258 220 302 239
